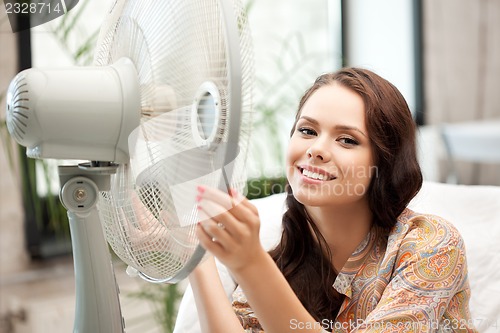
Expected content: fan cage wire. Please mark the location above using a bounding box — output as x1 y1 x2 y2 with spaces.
93 0 253 281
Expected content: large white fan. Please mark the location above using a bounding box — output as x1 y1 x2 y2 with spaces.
5 0 253 331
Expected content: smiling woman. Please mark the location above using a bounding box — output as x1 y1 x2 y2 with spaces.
179 68 477 333
286 83 374 208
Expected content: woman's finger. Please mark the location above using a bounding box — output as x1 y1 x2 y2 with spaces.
229 188 259 216
201 218 235 246
196 220 234 256
196 221 222 253
226 189 260 228
197 199 243 240
197 186 259 230
197 186 243 210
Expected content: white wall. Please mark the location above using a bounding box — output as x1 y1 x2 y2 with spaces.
0 2 30 277
344 0 417 113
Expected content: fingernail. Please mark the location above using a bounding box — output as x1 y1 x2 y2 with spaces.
197 185 205 194
197 204 202 210
195 194 202 202
229 188 238 197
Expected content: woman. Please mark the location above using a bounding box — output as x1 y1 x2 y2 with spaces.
189 68 476 332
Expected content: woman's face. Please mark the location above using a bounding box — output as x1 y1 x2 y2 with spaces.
286 83 375 207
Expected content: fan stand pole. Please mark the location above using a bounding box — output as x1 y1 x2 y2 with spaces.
58 164 124 333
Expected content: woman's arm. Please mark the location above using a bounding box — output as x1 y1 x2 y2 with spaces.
188 256 246 333
231 247 326 333
196 187 326 333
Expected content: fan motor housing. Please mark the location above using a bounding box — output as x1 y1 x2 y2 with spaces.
6 57 140 163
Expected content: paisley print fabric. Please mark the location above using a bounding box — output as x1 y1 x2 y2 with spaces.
232 209 477 332
232 287 264 333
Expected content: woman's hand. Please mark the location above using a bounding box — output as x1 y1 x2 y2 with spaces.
196 187 322 333
195 186 267 274
118 190 195 251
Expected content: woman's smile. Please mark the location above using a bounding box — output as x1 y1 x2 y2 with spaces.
298 165 336 183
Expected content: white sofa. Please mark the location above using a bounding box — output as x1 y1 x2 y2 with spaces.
174 181 500 332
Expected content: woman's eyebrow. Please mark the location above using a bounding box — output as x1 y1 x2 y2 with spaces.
299 116 368 138
335 125 368 138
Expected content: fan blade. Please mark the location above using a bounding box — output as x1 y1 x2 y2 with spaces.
136 142 239 186
128 106 240 228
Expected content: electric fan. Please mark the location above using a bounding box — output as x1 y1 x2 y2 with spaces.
5 0 253 332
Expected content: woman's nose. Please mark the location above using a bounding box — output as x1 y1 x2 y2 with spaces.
307 144 330 162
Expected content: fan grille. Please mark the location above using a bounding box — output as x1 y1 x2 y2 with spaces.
5 74 30 144
94 0 253 281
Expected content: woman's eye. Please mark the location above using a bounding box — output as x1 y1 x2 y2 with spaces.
338 137 359 146
298 127 317 136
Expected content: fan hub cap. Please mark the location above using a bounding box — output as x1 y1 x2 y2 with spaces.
191 81 224 150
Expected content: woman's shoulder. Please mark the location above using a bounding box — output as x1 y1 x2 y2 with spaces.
384 209 470 292
389 208 466 252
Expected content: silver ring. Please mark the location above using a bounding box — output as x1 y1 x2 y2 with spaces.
216 222 225 229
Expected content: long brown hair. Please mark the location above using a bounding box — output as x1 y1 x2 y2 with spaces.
269 67 423 325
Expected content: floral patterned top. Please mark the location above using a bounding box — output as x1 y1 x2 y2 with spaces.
231 209 477 332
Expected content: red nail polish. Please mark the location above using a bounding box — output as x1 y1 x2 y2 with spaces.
197 185 205 193
195 194 202 202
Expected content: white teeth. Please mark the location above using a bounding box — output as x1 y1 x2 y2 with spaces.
302 168 329 181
